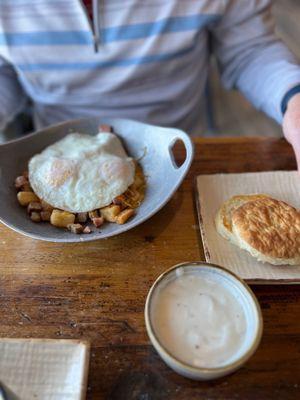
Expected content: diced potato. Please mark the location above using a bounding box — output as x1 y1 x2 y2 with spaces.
22 183 33 192
50 209 75 228
17 191 39 206
92 216 104 228
41 200 54 212
122 187 144 208
128 187 140 200
133 174 145 190
121 163 145 207
40 211 51 221
27 202 42 214
30 212 41 222
77 212 88 223
115 208 135 225
88 210 99 219
67 223 84 234
100 205 121 222
133 165 146 189
83 226 91 234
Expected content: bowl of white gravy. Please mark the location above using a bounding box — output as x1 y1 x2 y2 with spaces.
145 262 263 380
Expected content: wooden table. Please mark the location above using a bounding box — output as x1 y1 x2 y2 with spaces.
1 137 300 400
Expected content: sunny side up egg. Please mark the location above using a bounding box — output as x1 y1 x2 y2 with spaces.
28 132 135 213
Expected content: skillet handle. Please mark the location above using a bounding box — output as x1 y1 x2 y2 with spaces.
167 130 194 172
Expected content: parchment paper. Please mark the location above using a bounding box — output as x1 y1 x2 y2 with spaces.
0 338 89 400
196 171 300 282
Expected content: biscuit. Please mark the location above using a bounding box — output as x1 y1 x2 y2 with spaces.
232 197 300 265
215 194 268 244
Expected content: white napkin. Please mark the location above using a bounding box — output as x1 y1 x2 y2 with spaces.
196 171 300 282
0 339 89 400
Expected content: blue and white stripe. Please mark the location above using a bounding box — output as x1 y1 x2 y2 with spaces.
0 0 300 134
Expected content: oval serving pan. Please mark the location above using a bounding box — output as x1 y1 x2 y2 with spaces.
0 118 194 242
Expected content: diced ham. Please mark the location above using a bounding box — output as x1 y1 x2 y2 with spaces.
92 216 104 228
98 124 112 133
83 226 92 234
15 175 28 189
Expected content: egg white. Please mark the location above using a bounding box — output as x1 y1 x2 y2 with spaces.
28 132 135 212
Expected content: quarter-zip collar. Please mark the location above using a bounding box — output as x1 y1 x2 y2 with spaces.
78 0 100 52
92 0 100 51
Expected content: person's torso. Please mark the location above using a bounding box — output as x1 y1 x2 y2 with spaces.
0 0 225 133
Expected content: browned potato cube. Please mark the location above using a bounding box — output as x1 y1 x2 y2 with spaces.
83 226 91 234
133 164 145 189
77 212 88 223
17 191 39 206
120 187 143 209
50 209 75 228
41 200 54 212
92 216 104 228
27 202 42 214
67 223 84 234
40 211 51 221
115 208 135 225
30 212 41 222
22 183 33 192
100 205 121 222
128 188 141 202
88 210 99 219
133 174 145 190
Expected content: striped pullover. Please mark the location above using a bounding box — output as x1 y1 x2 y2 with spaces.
1 0 300 135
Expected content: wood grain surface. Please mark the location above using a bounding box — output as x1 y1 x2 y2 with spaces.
0 137 299 400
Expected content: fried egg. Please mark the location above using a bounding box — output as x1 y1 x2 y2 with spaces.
28 132 135 212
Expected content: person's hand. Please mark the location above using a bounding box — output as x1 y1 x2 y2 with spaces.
283 93 300 170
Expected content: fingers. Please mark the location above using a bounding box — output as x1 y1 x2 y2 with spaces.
290 141 300 172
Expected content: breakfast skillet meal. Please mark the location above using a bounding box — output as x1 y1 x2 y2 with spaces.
216 194 300 265
14 125 146 235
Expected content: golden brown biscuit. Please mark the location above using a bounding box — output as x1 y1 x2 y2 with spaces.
232 197 300 265
215 194 268 243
